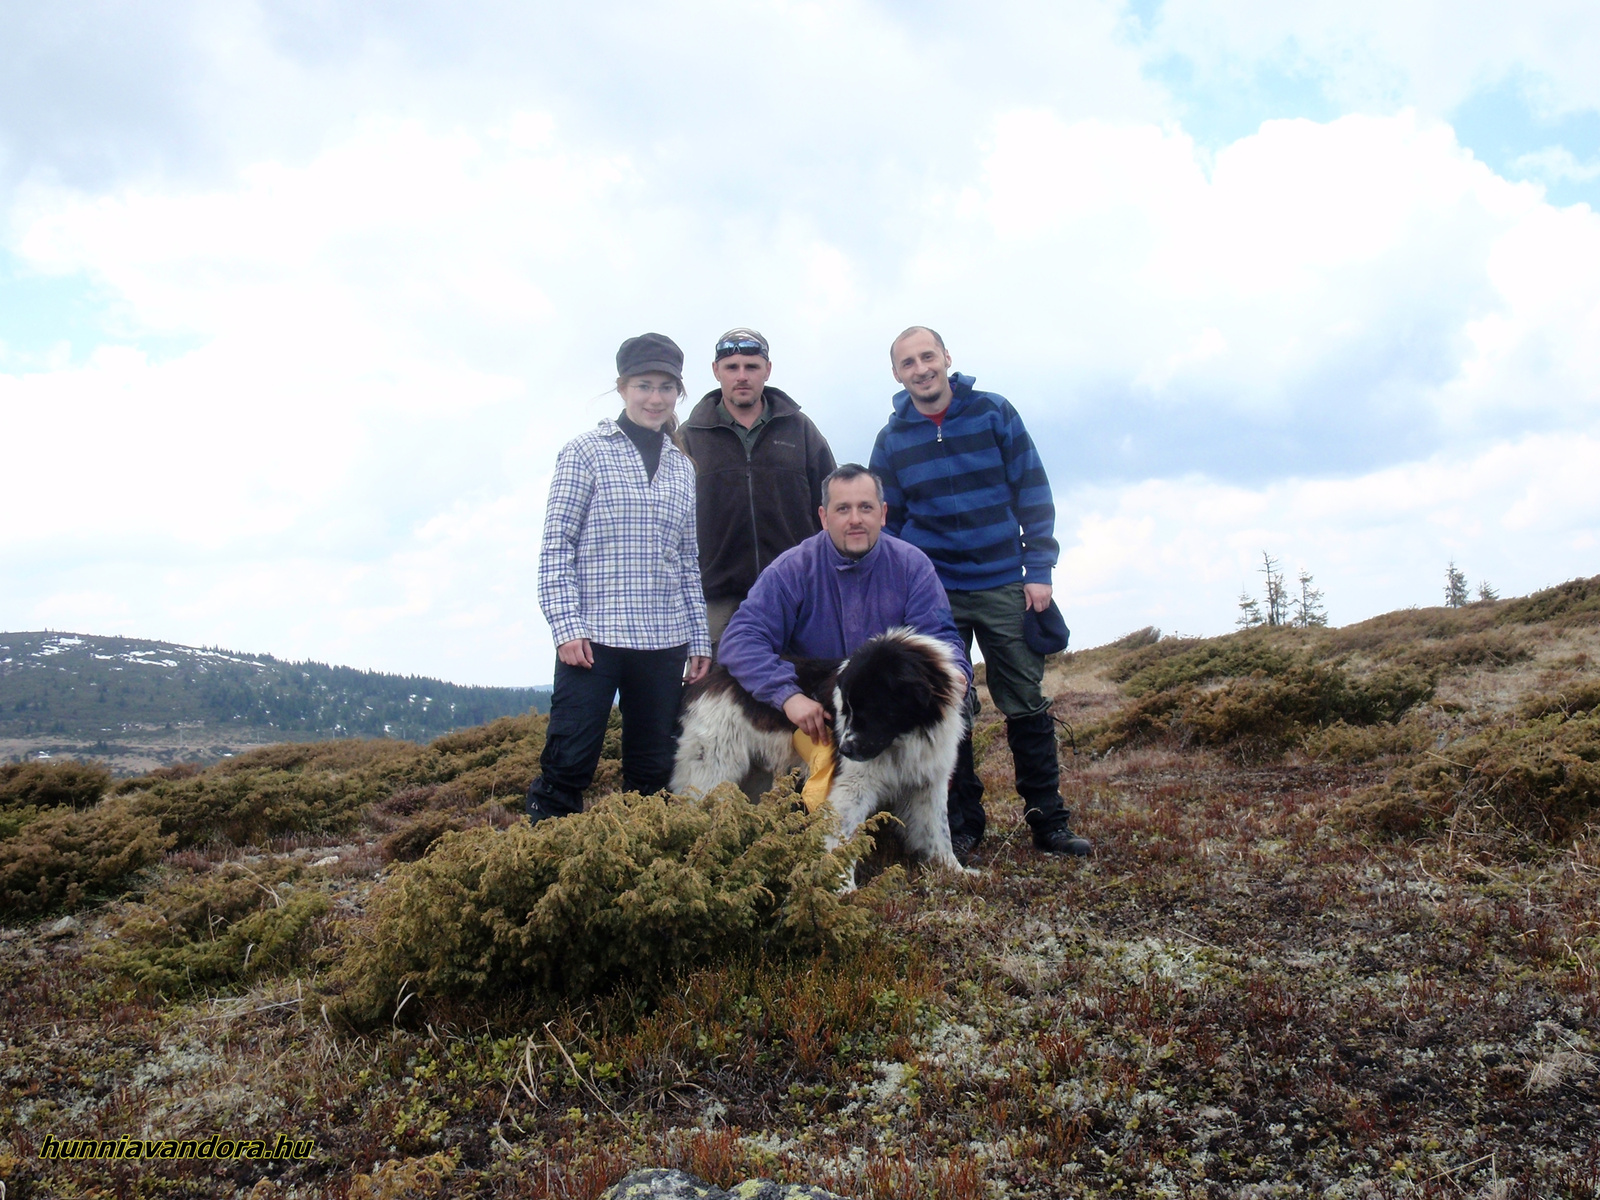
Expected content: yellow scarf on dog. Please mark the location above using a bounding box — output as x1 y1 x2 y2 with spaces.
791 729 837 813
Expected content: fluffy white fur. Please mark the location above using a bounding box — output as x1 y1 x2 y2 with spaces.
671 629 971 886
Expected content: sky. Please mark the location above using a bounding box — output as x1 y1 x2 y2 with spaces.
2 0 1598 688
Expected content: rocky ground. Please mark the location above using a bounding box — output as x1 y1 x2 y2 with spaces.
0 731 295 777
3 592 1598 1199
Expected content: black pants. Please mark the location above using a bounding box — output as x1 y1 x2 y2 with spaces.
526 643 687 816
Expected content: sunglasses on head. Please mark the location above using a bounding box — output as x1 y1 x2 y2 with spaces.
715 338 767 360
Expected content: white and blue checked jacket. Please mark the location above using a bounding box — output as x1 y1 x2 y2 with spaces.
538 419 712 658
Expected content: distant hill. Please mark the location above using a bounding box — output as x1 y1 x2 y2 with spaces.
0 632 551 753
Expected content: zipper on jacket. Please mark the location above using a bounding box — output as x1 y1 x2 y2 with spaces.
745 436 762 580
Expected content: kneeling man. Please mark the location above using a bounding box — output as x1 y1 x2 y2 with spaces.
676 464 975 873
716 463 972 741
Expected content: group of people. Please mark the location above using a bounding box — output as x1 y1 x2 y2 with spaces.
523 325 1091 860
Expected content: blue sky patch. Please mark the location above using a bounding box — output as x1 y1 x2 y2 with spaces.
0 253 110 368
1143 51 1343 153
0 253 204 369
1451 74 1600 208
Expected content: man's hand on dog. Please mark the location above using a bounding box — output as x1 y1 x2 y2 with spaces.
783 693 831 743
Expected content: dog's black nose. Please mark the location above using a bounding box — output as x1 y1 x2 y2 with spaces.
837 737 878 762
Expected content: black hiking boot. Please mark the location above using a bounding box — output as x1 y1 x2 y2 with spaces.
524 778 576 827
1006 710 1091 858
1031 820 1092 857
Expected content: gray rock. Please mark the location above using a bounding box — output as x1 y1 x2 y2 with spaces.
42 916 80 940
600 1168 852 1200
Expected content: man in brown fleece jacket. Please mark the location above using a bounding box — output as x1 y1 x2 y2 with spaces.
679 327 837 653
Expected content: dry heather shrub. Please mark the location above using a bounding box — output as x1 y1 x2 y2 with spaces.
1304 714 1438 764
1394 629 1531 672
0 799 172 916
1098 663 1434 755
121 766 384 849
1344 711 1600 843
1494 573 1600 628
0 760 111 811
1327 605 1496 656
379 811 460 862
0 803 162 912
378 714 548 804
330 786 889 1024
99 862 329 995
1112 633 1301 693
1520 680 1600 720
1113 626 1162 650
377 809 514 862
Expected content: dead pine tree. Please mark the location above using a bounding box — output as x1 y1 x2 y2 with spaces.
1293 569 1328 628
1261 552 1289 626
1444 561 1470 608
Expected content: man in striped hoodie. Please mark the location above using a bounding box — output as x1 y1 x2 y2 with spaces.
869 326 1091 860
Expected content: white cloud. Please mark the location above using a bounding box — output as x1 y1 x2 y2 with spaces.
1059 430 1600 644
920 108 1599 479
3 5 1600 685
1512 146 1600 184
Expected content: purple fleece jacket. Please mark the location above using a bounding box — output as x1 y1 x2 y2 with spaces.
718 529 974 711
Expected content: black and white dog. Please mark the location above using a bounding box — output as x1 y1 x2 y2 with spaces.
671 627 970 882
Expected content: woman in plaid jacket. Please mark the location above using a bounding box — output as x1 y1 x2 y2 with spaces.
525 333 712 824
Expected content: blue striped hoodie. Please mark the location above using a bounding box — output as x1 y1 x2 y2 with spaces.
868 373 1058 592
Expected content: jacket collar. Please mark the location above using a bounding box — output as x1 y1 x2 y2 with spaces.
819 528 885 572
890 372 975 424
596 417 684 458
684 385 802 429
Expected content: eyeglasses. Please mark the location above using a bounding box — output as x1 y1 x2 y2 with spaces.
714 338 767 360
627 380 680 397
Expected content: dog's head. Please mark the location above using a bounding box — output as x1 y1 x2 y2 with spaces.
833 630 963 762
